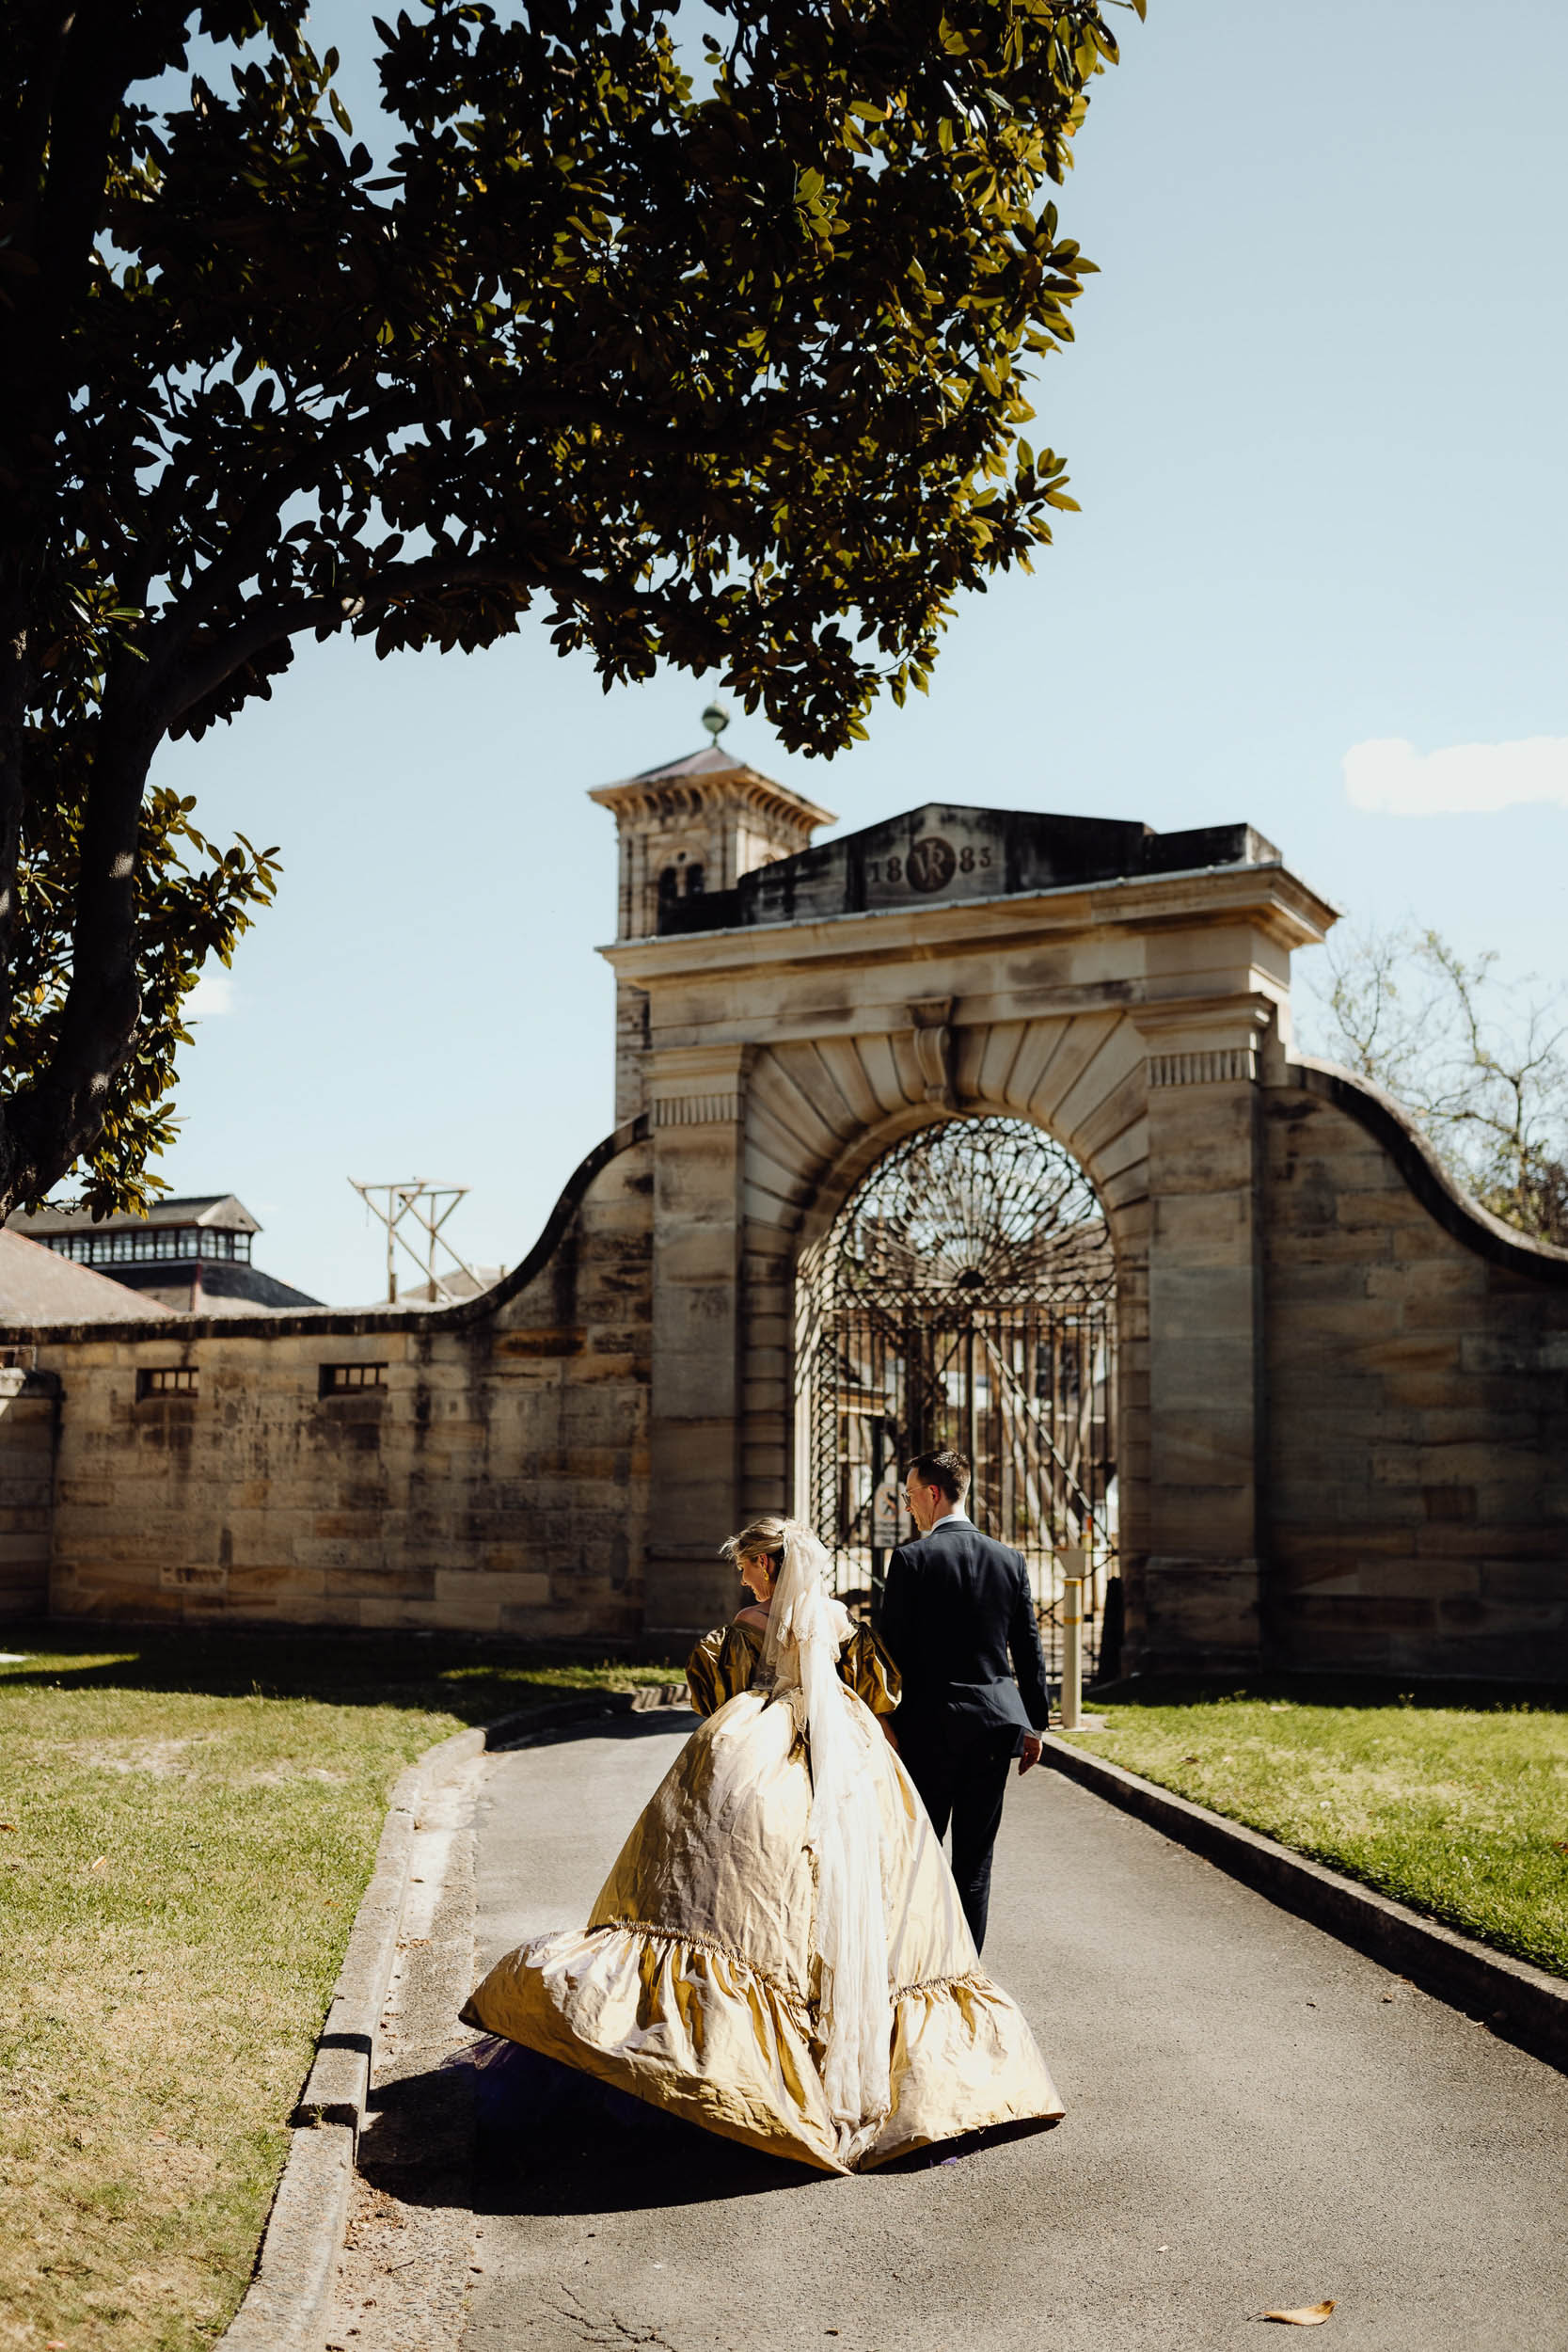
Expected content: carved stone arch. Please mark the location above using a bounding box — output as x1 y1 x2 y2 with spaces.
747 1010 1150 1255
789 1106 1123 1676
737 1013 1153 1602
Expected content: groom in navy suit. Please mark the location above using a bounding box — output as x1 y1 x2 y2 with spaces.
877 1448 1051 1952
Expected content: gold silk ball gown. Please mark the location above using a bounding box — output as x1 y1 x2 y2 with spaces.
460 1615 1064 2174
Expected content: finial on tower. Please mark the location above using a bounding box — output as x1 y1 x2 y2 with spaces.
701 698 732 751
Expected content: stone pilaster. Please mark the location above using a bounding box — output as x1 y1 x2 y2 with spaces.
1132 997 1274 1671
642 1042 755 1637
612 981 650 1126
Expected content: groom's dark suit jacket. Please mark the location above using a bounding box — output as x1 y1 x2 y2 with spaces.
878 1517 1052 1756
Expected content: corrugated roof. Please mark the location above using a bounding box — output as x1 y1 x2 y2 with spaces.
8 1193 261 1237
0 1232 174 1321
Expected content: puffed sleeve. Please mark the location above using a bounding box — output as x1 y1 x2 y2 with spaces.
838 1622 902 1716
685 1623 762 1716
685 1625 728 1717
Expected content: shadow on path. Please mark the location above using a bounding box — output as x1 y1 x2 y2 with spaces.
360 2042 1061 2226
357 2053 813 2217
489 1708 693 1754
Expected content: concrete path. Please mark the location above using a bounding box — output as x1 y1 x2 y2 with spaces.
343 1714 1568 2352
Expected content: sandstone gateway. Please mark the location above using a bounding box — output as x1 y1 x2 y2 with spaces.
4 747 1567 1679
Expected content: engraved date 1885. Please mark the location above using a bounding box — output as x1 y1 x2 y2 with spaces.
866 835 989 894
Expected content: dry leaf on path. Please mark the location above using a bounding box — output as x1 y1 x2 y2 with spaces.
1262 2301 1335 2326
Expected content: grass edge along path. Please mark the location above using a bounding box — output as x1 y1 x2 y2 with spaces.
0 1626 680 2352
1060 1679 1568 1984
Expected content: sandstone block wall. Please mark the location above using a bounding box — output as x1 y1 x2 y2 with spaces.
0 1367 57 1620
1260 1064 1568 1678
8 1130 653 1642
10 1034 1568 1683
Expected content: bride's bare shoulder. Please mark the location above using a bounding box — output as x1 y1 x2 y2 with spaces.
732 1605 769 1634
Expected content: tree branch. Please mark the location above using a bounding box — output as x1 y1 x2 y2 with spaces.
139 376 803 667
150 551 667 735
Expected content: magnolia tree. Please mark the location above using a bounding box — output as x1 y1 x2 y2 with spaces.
0 0 1141 1220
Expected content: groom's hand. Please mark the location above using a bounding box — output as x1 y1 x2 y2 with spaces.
1018 1731 1045 1775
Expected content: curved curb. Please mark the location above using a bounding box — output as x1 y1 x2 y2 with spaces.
218 1692 657 2350
1043 1734 1568 2074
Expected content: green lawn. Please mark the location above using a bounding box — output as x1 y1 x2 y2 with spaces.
0 1625 679 2352
1064 1680 1568 1979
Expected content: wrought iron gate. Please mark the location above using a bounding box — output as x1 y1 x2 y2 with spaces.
800 1118 1118 1682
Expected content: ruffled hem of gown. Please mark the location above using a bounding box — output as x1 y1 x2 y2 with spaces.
460 1916 1064 2177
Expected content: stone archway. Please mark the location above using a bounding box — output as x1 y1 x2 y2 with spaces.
27 755 1568 1677
796 1112 1118 1679
740 1020 1153 1665
599 778 1334 1658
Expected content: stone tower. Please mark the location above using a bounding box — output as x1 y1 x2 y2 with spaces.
590 744 834 1123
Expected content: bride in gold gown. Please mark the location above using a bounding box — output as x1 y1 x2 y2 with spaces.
461 1516 1063 2174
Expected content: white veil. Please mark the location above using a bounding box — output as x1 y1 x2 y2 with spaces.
759 1519 891 2163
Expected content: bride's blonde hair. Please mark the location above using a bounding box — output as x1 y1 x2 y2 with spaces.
721 1515 793 1569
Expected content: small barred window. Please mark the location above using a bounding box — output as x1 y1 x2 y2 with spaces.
136 1367 198 1399
319 1364 388 1396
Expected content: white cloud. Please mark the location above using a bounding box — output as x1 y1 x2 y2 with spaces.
1344 735 1568 817
185 969 236 1020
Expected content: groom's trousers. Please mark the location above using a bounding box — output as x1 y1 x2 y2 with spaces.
897 1727 1014 1954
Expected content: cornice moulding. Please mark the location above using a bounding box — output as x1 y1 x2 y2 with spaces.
599 860 1338 984
646 1041 756 1127
588 771 834 834
1131 993 1278 1041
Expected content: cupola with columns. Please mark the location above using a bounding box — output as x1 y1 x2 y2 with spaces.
589 741 834 945
590 719 834 1121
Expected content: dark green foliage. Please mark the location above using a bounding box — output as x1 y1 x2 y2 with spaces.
0 0 1138 1216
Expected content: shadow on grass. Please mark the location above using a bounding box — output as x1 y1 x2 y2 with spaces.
0 1617 689 1724
1086 1670 1568 1714
12 1626 1565 1728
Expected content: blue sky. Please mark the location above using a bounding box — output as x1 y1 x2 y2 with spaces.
150 0 1568 1305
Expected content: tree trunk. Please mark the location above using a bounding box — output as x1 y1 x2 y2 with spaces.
0 694 158 1221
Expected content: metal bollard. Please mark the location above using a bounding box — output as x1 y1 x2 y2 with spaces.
1059 1547 1086 1732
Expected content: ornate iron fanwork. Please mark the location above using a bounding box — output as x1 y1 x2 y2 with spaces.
800 1117 1118 1679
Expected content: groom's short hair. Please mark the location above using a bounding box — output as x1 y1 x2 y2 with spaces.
910 1448 971 1503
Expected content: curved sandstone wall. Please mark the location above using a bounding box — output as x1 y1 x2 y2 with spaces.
1262 1061 1568 1678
